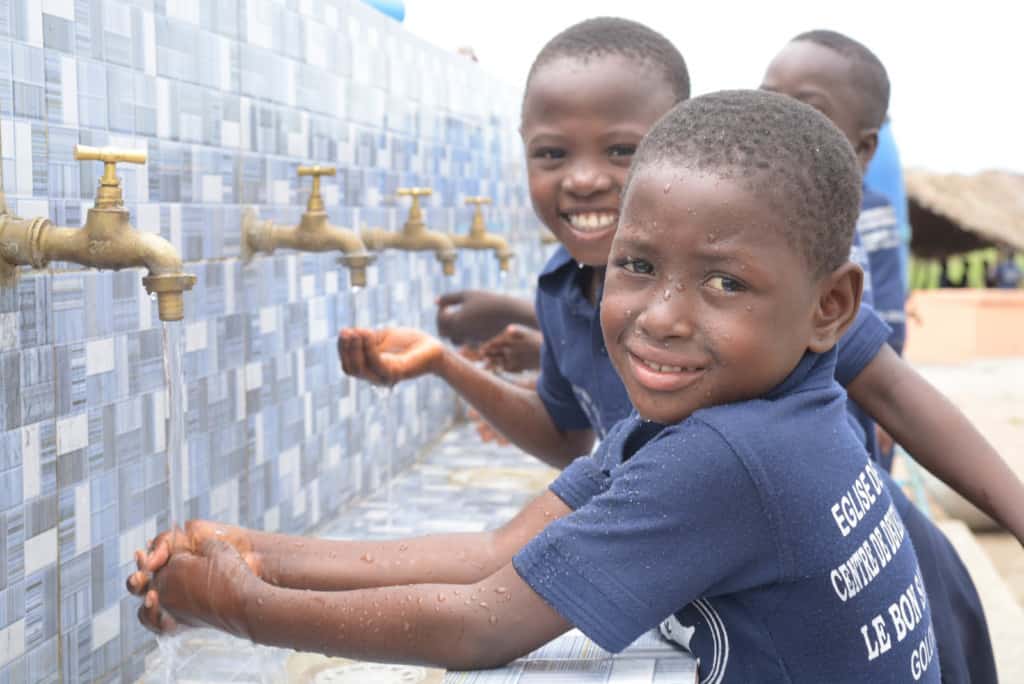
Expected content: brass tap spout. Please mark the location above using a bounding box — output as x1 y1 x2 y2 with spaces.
360 187 457 276
241 164 374 287
0 145 195 321
449 196 514 272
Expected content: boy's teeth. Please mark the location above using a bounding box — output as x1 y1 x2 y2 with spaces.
567 212 617 232
641 359 688 373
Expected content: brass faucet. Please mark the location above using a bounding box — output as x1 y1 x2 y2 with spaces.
449 196 514 271
0 145 196 321
241 165 374 287
360 187 457 275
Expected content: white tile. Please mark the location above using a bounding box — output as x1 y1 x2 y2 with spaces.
135 203 161 234
218 37 231 91
142 11 156 75
20 424 39 500
301 274 315 300
24 527 57 576
91 603 120 649
296 348 306 396
185 321 207 352
321 184 340 207
235 370 246 422
24 0 43 46
325 271 338 295
279 446 299 478
119 524 146 566
165 0 199 24
307 298 327 343
56 413 88 455
85 338 115 376
222 121 240 149
303 393 312 436
60 56 78 126
259 306 277 334
224 260 236 314
263 505 279 533
0 312 17 351
287 257 297 302
245 362 263 390
156 79 170 138
253 418 264 464
168 204 182 254
42 0 74 20
0 619 25 667
75 483 90 555
272 179 290 205
16 199 48 220
201 175 223 203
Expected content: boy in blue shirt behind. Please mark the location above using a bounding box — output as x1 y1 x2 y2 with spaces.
131 90 940 683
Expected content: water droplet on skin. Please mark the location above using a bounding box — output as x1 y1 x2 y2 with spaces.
663 183 671 194
406 594 414 602
489 615 499 625
398 543 408 552
577 262 585 270
494 587 508 594
257 598 264 606
479 601 489 609
437 593 447 602
675 282 685 292
707 233 717 242
360 552 374 563
663 289 671 301
403 622 411 632
745 305 753 312
464 600 472 606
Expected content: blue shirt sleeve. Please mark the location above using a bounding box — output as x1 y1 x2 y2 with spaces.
835 304 891 386
535 292 593 432
513 419 779 652
858 200 907 355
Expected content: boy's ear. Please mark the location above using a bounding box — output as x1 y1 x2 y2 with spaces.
854 128 879 171
808 262 863 354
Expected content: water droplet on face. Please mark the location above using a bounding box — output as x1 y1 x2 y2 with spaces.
663 183 672 194
360 552 374 563
675 282 685 292
489 615 498 625
707 233 717 242
494 587 508 594
663 289 671 301
403 622 411 632
437 593 447 602
745 305 753 312
398 543 408 552
478 601 489 609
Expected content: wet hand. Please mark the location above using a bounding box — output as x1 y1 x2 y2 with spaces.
480 324 543 373
437 291 523 345
338 327 444 385
126 520 256 597
137 539 258 639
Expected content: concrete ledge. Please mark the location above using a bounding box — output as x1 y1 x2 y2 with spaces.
937 520 1024 682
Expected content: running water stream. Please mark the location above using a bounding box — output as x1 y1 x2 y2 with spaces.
158 321 186 682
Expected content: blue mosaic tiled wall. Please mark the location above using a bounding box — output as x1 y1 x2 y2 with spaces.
0 1 548 681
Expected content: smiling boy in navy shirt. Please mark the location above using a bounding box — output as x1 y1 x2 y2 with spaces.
132 90 941 682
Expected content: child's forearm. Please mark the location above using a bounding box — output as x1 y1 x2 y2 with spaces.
849 346 1024 544
253 490 569 591
435 350 593 468
243 563 569 670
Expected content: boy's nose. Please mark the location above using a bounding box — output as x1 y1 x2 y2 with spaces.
561 164 612 196
635 289 696 341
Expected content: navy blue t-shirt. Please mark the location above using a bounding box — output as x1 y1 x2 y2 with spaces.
515 349 939 683
859 187 907 355
535 247 890 437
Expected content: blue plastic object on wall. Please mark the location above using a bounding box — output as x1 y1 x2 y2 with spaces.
362 0 405 22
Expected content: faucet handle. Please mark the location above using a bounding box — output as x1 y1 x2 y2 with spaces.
465 196 491 236
396 187 433 199
297 165 336 178
74 145 147 165
74 145 147 209
297 165 336 213
465 196 491 207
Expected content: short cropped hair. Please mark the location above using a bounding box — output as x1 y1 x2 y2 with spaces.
526 17 690 102
792 29 890 129
628 90 862 277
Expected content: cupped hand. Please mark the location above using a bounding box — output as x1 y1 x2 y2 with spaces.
480 324 543 373
136 539 259 639
338 327 445 385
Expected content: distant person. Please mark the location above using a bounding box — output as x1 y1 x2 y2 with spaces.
987 247 1022 288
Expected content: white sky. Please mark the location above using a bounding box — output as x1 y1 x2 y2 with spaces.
404 0 1023 174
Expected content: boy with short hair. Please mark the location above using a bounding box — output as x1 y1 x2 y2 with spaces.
132 90 940 682
761 30 908 468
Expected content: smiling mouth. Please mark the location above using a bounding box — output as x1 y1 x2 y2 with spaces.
561 211 618 234
627 351 707 392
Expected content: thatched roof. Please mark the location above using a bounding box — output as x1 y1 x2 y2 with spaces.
905 169 1024 258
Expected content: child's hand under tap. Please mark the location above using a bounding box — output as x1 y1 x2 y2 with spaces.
480 324 543 373
135 538 260 638
338 328 445 385
126 521 260 598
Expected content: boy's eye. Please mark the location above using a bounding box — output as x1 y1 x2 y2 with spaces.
705 275 746 292
621 257 654 275
608 144 637 158
532 147 565 160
